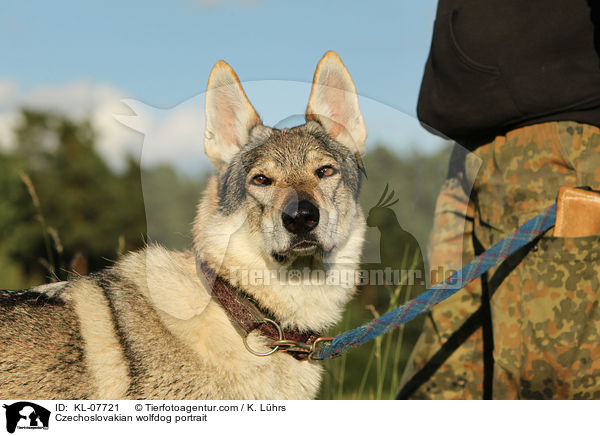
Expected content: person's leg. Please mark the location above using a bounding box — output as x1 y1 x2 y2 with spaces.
473 121 600 399
400 145 484 399
402 122 600 399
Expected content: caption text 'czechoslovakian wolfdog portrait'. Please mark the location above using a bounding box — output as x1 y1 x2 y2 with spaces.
0 52 373 399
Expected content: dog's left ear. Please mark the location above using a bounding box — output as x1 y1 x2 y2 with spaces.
306 51 366 154
205 61 263 171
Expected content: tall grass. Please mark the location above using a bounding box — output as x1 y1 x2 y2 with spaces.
318 249 425 400
318 297 412 400
19 171 64 282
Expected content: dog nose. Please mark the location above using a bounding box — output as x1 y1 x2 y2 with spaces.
282 200 320 234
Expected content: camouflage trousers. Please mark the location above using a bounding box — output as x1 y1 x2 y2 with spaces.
400 121 600 399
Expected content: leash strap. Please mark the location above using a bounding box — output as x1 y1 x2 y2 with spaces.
314 203 557 360
395 229 538 399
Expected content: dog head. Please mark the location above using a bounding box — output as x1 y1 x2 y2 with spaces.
197 51 366 267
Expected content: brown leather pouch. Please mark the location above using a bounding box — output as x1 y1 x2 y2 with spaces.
554 186 600 237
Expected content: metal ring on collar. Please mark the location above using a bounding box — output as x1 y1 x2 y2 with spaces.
243 318 283 357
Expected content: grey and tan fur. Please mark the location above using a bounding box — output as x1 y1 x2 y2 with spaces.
0 51 366 400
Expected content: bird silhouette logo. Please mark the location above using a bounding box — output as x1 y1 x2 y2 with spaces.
366 184 425 285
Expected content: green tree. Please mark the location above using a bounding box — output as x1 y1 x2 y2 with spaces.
1 109 147 284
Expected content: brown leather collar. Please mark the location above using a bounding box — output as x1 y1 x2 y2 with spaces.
197 260 320 359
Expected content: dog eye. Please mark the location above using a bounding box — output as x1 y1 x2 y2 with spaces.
316 166 338 178
251 174 273 186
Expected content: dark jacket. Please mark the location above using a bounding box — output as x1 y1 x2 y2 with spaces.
417 0 600 147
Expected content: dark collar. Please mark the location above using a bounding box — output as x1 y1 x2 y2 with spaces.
197 259 320 359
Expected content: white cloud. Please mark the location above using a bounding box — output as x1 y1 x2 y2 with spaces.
0 81 17 109
0 80 210 174
117 96 209 174
0 80 138 169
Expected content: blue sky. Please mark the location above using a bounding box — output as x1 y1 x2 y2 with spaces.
1 0 445 171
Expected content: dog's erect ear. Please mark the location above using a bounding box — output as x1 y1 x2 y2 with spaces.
306 51 366 154
205 61 262 171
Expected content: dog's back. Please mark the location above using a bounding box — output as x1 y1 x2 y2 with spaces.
0 259 215 400
0 285 96 398
0 262 217 400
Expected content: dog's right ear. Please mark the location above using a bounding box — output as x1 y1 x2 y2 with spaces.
306 51 366 154
204 61 262 171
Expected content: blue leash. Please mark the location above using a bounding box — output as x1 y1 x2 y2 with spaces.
313 203 557 360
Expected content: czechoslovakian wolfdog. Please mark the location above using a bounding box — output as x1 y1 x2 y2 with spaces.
0 51 367 399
